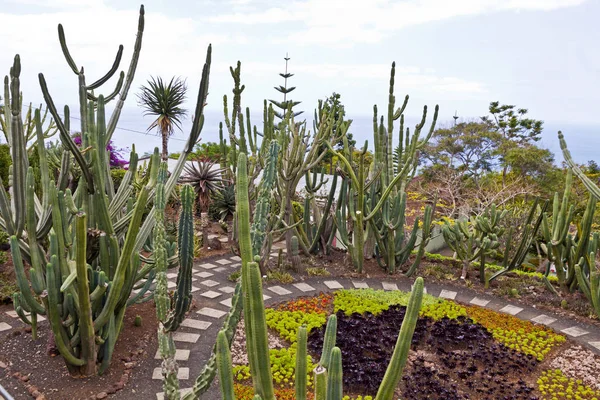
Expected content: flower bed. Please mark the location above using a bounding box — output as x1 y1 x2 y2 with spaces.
229 289 600 399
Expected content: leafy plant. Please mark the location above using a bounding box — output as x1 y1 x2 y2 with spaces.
208 184 235 221
137 76 188 161
179 160 225 213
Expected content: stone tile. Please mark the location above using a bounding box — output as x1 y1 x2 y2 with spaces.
200 290 222 299
180 318 212 330
191 286 200 293
191 278 197 282
153 367 189 380
499 305 524 316
268 286 292 295
207 234 218 239
167 281 176 289
263 294 271 300
230 256 242 262
220 298 232 308
172 332 200 343
216 259 232 265
197 307 227 318
155 349 190 361
37 316 46 322
214 267 227 272
195 271 214 278
270 253 279 258
200 279 220 287
5 311 19 318
293 283 316 292
589 341 600 351
156 388 192 400
439 289 457 300
324 280 344 290
229 263 241 269
199 263 218 270
531 314 557 326
219 286 236 294
561 326 589 337
0 322 11 332
470 297 490 307
382 282 398 291
166 273 178 279
352 281 369 289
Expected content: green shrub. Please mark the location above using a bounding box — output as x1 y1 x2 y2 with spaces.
0 144 10 188
333 288 438 316
110 168 127 191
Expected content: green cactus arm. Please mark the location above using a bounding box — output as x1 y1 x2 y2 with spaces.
44 262 85 367
86 45 123 90
325 347 342 400
74 212 97 375
375 277 424 400
216 330 236 400
164 184 194 331
93 150 159 331
106 5 145 142
319 315 337 369
10 236 45 315
313 366 327 400
248 261 275 399
295 325 308 400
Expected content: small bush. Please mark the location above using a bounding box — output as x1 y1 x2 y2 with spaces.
110 168 127 191
306 267 330 277
0 144 11 188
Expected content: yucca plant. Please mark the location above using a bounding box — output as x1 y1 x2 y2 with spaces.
137 76 187 161
179 160 226 213
208 183 236 221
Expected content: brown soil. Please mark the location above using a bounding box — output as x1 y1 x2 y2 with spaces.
0 301 158 400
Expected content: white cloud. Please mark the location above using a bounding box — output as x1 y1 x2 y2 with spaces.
213 61 485 94
208 0 588 45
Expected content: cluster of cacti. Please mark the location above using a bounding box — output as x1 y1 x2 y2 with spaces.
442 204 505 282
0 98 58 151
203 153 425 399
329 63 438 274
488 198 548 283
2 7 213 376
554 132 600 317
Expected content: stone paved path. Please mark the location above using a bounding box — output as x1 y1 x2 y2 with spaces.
2 243 600 399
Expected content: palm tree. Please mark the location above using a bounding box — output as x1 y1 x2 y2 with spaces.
137 76 187 160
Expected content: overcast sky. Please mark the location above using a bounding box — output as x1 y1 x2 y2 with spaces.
1 0 599 161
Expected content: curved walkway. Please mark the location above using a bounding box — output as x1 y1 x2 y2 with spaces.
149 252 600 400
2 249 599 399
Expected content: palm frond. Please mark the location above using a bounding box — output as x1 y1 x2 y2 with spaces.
137 76 188 136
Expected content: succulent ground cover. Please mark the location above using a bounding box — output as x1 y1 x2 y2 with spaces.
229 289 600 399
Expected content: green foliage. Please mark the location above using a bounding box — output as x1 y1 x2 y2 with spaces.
333 289 438 317
537 369 600 399
266 271 294 284
110 168 127 191
134 315 142 326
419 300 467 320
306 267 331 277
208 184 236 221
137 76 188 160
0 230 8 246
0 250 7 265
265 309 327 343
0 144 11 188
179 160 225 213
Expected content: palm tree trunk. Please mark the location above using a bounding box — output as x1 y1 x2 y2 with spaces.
161 132 169 161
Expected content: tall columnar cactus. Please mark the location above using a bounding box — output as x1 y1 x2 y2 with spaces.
329 62 439 273
296 326 308 400
557 132 600 315
2 7 213 376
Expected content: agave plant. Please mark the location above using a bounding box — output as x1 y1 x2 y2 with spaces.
209 184 236 221
179 160 226 213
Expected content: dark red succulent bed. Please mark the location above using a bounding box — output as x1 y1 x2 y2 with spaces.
307 306 541 399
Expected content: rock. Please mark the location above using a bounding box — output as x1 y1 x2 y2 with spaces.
0 361 7 369
123 362 135 369
24 327 32 333
96 392 108 399
209 238 222 250
20 375 29 382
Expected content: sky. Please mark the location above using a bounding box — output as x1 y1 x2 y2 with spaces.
1 0 599 163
